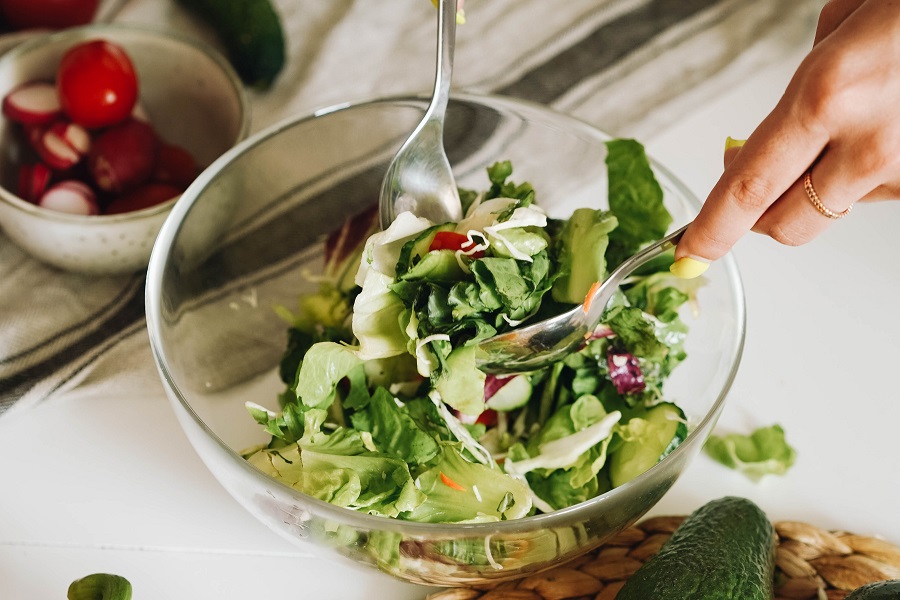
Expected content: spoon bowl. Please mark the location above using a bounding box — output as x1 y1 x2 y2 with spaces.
378 0 462 229
476 224 689 373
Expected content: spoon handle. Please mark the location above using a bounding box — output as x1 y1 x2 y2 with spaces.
428 0 458 121
583 223 690 324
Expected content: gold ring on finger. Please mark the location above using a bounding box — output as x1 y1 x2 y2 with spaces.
803 171 852 219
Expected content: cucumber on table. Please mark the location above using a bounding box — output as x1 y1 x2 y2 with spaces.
609 402 687 487
176 0 286 89
846 580 900 599
615 496 776 600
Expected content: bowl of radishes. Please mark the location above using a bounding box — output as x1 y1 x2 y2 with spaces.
0 24 249 274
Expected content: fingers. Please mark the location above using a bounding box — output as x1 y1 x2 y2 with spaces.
751 136 893 242
750 167 854 247
669 0 900 279
814 0 867 45
673 101 829 263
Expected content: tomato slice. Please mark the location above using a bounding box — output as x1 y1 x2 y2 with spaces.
475 409 498 427
428 230 485 258
56 40 138 129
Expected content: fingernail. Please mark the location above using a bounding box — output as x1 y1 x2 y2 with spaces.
670 257 710 279
725 137 746 151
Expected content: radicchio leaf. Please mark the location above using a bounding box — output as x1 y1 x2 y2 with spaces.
607 348 645 394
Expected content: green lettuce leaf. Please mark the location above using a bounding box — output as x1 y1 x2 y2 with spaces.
352 270 409 360
605 139 672 267
247 444 425 518
349 387 440 466
433 344 486 416
404 443 532 523
704 424 796 481
551 208 618 304
604 305 669 362
294 342 362 409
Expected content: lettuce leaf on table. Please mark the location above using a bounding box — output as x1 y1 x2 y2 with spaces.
704 424 797 481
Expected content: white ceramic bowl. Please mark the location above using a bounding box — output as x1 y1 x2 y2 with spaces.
0 24 250 275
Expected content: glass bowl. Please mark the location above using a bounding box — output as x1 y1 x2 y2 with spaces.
0 24 249 274
145 93 745 586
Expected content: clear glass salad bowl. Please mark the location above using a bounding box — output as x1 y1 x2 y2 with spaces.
145 93 745 586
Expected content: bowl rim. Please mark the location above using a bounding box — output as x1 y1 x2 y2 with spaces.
146 91 747 536
0 22 251 223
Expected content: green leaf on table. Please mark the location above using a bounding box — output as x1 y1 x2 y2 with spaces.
704 424 797 481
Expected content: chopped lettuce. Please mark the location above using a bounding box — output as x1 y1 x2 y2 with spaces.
551 208 618 304
605 138 673 269
704 424 796 481
405 443 532 523
245 140 700 534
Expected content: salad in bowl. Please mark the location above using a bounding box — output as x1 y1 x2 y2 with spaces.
244 139 696 523
146 93 744 585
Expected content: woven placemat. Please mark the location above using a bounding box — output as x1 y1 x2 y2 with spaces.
426 517 900 600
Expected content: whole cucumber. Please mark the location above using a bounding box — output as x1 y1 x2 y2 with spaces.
176 0 285 89
615 497 776 600
845 579 900 599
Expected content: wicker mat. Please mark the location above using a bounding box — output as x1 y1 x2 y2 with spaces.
426 517 900 600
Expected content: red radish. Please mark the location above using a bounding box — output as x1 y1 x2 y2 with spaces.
0 0 100 31
87 118 158 193
153 143 198 188
17 162 53 202
38 180 98 215
2 82 61 126
104 183 181 215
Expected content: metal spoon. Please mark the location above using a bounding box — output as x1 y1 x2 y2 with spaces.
378 0 463 230
476 224 690 374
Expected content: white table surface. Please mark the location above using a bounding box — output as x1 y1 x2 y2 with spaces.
3 32 899 600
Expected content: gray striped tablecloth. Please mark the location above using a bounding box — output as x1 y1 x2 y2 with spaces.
0 0 820 416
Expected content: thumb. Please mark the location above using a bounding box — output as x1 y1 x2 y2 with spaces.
724 136 745 168
669 137 746 280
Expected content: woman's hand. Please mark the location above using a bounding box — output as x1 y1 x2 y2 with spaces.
671 0 900 278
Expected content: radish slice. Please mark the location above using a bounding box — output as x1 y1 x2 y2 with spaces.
2 82 61 126
38 180 98 215
26 119 91 171
17 163 53 203
47 120 90 155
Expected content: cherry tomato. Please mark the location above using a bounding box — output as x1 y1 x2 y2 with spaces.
57 40 138 129
428 230 485 258
0 0 99 30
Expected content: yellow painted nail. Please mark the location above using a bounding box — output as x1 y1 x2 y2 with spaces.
670 257 710 279
725 137 747 151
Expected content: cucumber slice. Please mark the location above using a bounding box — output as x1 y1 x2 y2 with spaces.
485 375 532 411
609 402 687 487
400 249 464 281
396 224 455 276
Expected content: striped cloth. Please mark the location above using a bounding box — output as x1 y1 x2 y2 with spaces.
0 0 819 416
